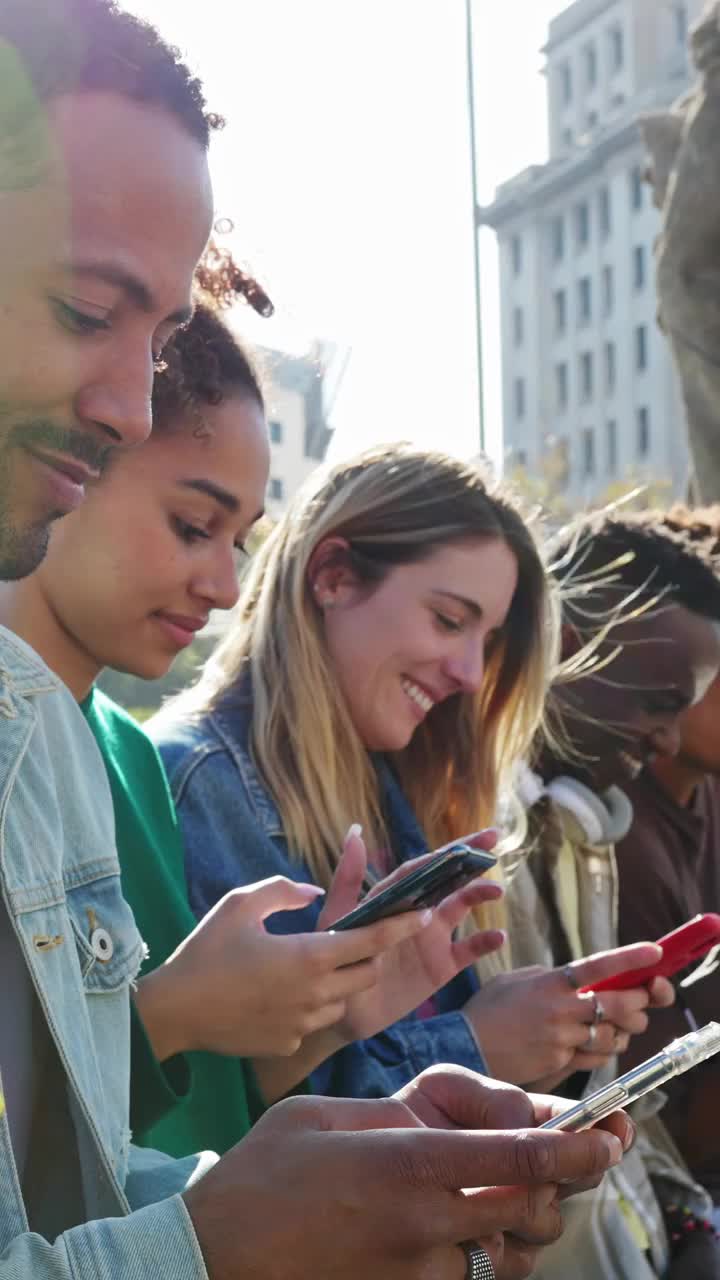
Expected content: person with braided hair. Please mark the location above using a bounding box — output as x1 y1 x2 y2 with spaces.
616 506 720 1201
473 505 720 1280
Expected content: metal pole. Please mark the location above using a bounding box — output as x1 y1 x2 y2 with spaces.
465 0 485 454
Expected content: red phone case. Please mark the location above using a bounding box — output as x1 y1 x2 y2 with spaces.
578 913 720 994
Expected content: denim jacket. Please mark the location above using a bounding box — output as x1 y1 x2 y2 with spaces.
0 628 213 1279
152 689 486 1098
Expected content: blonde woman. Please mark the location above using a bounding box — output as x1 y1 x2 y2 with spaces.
151 444 663 1097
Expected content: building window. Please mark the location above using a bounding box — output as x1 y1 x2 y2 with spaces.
554 288 567 335
584 43 598 88
633 244 646 289
575 201 590 250
578 276 592 326
606 419 618 474
630 165 644 211
580 351 594 401
604 341 616 393
269 419 283 444
609 24 624 72
555 362 569 411
637 406 650 458
513 306 524 347
270 477 284 501
559 61 573 104
582 427 596 477
598 187 611 238
635 324 648 371
514 448 528 468
602 264 614 314
586 111 598 130
675 3 688 46
511 234 522 276
550 216 565 262
514 377 526 419
562 127 574 150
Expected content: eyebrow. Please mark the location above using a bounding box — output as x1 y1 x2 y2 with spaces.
180 478 241 514
432 588 483 619
60 260 194 325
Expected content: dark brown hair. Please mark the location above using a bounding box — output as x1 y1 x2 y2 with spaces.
0 0 221 172
152 304 264 431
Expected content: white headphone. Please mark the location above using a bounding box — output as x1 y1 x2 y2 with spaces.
516 765 634 845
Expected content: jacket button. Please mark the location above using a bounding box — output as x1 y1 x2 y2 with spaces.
90 927 113 963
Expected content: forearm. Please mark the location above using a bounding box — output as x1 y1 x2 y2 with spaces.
133 969 187 1064
253 1027 349 1103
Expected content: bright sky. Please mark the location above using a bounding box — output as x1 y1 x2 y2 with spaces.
124 0 568 466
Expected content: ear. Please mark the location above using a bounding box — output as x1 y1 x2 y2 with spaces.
307 536 358 610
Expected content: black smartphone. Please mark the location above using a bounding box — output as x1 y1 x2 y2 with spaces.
327 842 498 932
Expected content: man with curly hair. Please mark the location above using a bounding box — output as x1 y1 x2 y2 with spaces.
473 506 720 1280
616 507 720 1201
0 0 216 581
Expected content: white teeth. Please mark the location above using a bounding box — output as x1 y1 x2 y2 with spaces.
401 678 434 714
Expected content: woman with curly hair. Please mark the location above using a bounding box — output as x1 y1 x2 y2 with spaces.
0 280 511 1159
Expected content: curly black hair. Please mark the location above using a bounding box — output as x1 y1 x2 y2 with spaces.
0 0 221 172
551 504 720 623
195 240 274 318
152 304 264 430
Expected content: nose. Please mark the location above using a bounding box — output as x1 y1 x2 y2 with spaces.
647 719 682 760
74 345 154 448
191 547 241 614
443 638 485 695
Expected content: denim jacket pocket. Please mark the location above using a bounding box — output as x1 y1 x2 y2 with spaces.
66 872 146 991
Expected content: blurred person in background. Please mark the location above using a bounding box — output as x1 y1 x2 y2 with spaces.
615 507 720 1203
484 507 720 1279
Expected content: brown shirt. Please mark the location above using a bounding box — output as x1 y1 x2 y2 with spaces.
616 771 720 1184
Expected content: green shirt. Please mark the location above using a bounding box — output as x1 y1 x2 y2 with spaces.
83 687 264 1157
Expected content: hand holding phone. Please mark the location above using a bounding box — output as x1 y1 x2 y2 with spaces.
577 914 720 995
326 835 498 933
541 1021 720 1132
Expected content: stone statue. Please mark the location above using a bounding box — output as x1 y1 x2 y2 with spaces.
642 3 720 500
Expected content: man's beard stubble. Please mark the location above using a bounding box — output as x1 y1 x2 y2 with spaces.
0 415 114 581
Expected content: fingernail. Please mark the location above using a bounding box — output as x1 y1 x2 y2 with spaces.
467 828 497 845
598 1132 623 1166
346 823 363 840
299 883 325 896
420 909 433 926
623 1119 637 1152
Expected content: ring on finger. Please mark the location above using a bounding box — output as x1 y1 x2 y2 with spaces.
461 1242 496 1280
589 992 606 1025
563 964 581 990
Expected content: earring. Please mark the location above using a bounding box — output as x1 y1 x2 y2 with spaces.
313 585 336 610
